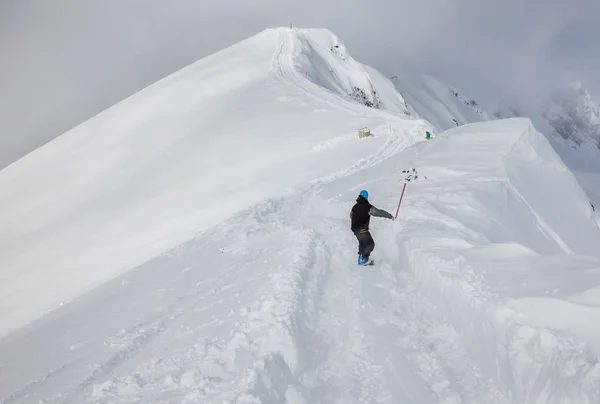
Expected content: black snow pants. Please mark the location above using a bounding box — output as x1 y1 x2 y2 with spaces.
353 229 375 260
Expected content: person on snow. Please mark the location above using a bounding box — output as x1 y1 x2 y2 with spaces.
350 190 394 265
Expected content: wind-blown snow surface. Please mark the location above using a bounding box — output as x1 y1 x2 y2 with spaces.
2 28 600 404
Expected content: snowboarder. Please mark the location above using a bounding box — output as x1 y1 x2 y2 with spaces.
350 190 394 265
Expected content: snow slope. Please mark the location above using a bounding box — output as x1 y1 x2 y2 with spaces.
537 84 600 211
492 82 600 210
0 27 432 340
2 27 600 404
292 30 410 115
389 119 600 403
400 73 600 222
391 71 492 131
3 113 600 403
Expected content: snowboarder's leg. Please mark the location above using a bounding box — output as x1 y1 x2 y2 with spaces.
354 230 375 262
354 230 363 263
361 231 375 260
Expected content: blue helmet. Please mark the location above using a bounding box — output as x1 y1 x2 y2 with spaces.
359 190 368 199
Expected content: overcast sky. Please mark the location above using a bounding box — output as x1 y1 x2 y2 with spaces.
1 0 599 168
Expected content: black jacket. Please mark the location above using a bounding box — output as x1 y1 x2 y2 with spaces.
350 195 394 231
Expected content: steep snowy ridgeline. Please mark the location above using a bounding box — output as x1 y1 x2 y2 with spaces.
492 85 600 215
0 27 432 339
2 117 600 403
401 74 600 247
290 29 411 115
549 140 600 226
390 71 492 131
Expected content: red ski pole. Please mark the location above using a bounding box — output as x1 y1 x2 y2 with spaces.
395 183 407 219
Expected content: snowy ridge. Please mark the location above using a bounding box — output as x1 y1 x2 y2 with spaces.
503 121 598 255
395 118 600 403
281 28 411 116
492 83 600 210
0 27 429 339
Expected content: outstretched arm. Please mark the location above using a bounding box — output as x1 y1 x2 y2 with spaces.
369 206 394 220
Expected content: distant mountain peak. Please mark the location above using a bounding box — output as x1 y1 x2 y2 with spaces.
541 82 600 150
491 82 600 152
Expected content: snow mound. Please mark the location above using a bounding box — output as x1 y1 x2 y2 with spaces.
0 27 430 339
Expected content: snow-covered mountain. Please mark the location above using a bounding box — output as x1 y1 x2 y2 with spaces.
0 27 431 341
542 83 600 151
1 27 600 404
